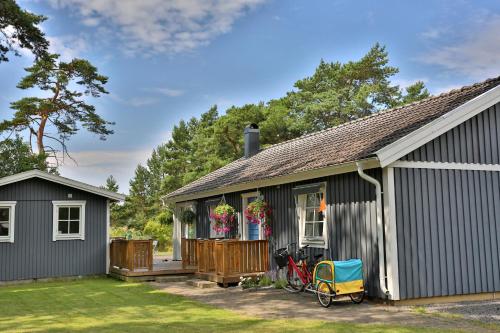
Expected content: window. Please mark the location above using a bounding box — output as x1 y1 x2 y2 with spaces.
0 202 16 243
52 201 86 241
296 186 327 248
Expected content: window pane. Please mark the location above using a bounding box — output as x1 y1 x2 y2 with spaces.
318 210 325 221
70 207 80 220
0 222 9 236
59 207 69 220
304 223 314 237
58 220 69 234
305 208 316 222
69 220 80 234
314 222 324 237
306 193 319 207
0 208 9 222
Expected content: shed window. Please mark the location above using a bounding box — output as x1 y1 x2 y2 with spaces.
295 183 328 249
0 202 16 243
52 201 86 241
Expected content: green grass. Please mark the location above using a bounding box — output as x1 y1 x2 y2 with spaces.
0 278 470 332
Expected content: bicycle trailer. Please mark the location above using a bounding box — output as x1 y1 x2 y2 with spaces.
313 259 364 295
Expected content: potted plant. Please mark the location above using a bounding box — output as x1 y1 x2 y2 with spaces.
244 198 272 237
180 209 196 224
210 203 236 233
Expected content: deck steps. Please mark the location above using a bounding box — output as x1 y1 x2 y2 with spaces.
186 279 217 289
155 275 190 283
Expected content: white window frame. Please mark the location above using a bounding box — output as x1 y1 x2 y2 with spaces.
52 201 86 241
241 192 261 240
296 186 328 249
0 201 16 243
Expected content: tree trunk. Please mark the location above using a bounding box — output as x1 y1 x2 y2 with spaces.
37 116 47 155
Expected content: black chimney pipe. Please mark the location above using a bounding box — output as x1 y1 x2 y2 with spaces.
244 123 260 158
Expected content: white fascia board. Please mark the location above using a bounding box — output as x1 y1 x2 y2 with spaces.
390 160 500 171
377 85 500 167
0 170 126 201
164 158 380 203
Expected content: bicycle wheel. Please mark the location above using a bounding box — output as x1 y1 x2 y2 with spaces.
286 267 305 292
316 281 333 308
350 291 365 304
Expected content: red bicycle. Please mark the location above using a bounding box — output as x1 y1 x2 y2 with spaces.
274 243 323 292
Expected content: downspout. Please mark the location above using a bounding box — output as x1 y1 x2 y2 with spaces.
356 162 390 297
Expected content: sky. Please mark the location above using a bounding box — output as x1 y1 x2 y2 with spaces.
1 0 500 193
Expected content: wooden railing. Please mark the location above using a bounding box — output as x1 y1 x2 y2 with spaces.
110 238 153 272
187 239 269 276
181 238 198 269
214 240 269 276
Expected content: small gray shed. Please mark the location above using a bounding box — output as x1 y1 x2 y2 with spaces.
0 170 125 282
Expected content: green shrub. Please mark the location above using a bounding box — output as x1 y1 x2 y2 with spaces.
258 275 273 287
143 218 173 252
273 278 288 289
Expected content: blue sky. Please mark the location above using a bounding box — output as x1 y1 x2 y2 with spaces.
1 0 500 192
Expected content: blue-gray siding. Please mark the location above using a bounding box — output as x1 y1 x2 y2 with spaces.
396 103 500 299
0 178 108 281
402 102 500 164
192 170 382 297
394 168 500 299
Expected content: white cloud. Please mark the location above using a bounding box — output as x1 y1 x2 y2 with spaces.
47 35 88 61
108 94 159 107
419 15 500 80
46 0 267 55
54 149 152 193
153 87 185 97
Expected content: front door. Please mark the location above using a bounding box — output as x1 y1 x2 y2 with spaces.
242 193 260 240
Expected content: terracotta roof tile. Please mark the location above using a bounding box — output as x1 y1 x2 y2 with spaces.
166 76 500 199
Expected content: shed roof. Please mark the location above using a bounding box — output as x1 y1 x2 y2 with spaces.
166 76 500 201
0 170 126 201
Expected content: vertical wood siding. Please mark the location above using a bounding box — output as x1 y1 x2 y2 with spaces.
394 168 500 299
0 178 108 281
402 102 500 163
193 170 382 297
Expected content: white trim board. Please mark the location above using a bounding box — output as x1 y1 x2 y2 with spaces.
382 168 400 300
377 85 500 167
0 170 125 201
390 160 500 172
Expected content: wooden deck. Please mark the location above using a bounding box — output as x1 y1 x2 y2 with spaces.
109 239 195 281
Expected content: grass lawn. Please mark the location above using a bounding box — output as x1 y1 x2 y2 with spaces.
0 278 470 332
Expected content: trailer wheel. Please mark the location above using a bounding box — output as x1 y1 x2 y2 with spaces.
350 291 364 304
316 281 333 308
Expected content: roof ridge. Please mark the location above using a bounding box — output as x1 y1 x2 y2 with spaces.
260 75 500 152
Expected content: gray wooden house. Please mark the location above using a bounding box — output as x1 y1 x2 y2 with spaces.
165 76 500 302
0 170 125 282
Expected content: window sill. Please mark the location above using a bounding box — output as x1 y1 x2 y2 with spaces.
54 235 84 241
301 239 328 249
0 237 14 243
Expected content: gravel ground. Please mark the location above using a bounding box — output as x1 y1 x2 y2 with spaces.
424 299 500 324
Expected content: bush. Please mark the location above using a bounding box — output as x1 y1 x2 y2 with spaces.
143 218 173 252
110 226 145 239
273 278 288 289
258 275 273 287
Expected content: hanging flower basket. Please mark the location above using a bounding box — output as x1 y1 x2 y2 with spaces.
180 209 196 224
244 198 272 237
210 203 236 234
